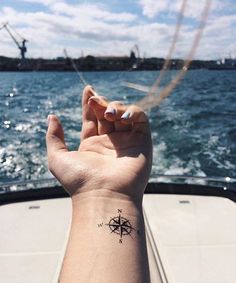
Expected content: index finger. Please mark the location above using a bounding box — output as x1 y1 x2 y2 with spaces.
81 85 98 140
120 105 150 134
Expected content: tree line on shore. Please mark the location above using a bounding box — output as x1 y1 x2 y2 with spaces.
0 55 218 71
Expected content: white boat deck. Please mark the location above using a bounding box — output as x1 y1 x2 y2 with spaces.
0 194 236 282
144 195 236 283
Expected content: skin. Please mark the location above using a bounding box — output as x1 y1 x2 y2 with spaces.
46 85 153 283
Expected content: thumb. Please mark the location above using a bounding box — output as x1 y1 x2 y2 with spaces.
46 115 68 158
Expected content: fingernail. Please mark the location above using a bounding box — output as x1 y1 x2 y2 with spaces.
89 87 98 96
47 115 51 125
121 111 131 120
105 107 116 115
88 96 99 103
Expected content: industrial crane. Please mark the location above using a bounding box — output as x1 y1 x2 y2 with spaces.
130 44 141 70
133 44 140 60
0 22 28 60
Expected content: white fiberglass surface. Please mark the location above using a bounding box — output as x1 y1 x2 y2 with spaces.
0 198 72 283
143 194 236 283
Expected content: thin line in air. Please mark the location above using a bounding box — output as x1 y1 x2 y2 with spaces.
123 0 187 95
63 48 87 87
148 0 188 97
137 0 212 111
122 82 150 93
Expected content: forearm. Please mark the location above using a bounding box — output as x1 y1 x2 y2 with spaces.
59 189 150 283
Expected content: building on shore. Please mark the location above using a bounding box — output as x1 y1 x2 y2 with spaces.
0 54 221 72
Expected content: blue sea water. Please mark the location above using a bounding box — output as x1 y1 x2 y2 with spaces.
0 70 235 184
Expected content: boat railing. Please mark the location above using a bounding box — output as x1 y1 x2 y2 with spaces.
0 177 59 193
0 175 235 194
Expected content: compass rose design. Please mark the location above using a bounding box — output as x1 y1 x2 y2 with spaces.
106 213 134 239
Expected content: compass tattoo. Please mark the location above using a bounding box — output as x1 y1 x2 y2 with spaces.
97 209 140 244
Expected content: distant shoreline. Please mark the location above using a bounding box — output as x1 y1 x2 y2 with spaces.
0 55 234 71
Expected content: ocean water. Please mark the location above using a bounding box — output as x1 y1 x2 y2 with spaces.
0 70 235 184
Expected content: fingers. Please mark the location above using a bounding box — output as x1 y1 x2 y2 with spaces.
81 85 98 140
104 101 126 121
88 95 114 135
105 101 131 132
120 105 150 134
46 115 68 159
81 86 150 135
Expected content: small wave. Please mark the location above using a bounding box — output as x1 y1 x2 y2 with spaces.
15 123 31 132
228 128 236 142
151 140 206 182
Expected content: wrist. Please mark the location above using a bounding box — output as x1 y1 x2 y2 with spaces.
70 190 145 247
71 189 143 216
71 188 143 211
60 187 149 283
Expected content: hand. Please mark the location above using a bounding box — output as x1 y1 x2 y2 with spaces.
46 86 152 203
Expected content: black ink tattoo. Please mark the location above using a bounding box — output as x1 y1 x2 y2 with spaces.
107 214 134 237
97 209 141 243
106 209 135 243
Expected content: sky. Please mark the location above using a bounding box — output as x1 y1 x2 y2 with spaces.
0 0 235 60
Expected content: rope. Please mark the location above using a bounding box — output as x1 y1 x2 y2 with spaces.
137 0 212 110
